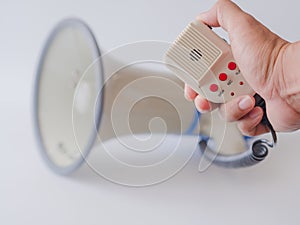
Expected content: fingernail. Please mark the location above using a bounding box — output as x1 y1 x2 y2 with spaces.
249 108 261 119
238 96 253 110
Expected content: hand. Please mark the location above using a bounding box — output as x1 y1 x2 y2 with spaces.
185 0 300 136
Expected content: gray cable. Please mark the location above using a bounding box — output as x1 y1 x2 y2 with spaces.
198 139 272 168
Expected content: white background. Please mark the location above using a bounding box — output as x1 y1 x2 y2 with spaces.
1 0 300 224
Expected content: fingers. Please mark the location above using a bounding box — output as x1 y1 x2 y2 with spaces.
219 97 270 136
184 84 219 112
184 84 197 101
237 107 269 136
219 95 255 122
184 84 269 136
194 95 213 112
219 98 269 136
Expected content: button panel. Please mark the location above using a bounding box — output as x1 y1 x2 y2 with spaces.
204 60 252 103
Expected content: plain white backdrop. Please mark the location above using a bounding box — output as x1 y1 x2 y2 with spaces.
1 0 300 224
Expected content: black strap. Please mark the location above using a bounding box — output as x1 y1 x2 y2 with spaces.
254 94 277 143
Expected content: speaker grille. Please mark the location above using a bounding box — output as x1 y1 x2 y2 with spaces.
166 22 221 81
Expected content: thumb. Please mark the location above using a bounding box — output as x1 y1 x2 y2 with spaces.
196 0 256 33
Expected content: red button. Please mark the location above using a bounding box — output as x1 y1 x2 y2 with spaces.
219 73 227 81
209 84 218 92
228 62 237 70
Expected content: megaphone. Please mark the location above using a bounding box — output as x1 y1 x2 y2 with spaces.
33 18 273 177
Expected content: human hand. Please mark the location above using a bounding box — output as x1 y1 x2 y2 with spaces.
185 0 300 136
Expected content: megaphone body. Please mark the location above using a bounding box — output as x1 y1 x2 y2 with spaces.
34 18 267 176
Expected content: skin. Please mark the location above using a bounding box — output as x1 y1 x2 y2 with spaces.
185 0 300 136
